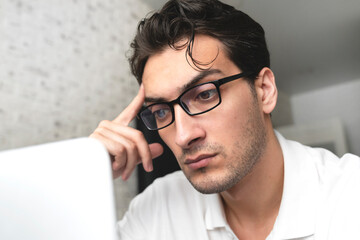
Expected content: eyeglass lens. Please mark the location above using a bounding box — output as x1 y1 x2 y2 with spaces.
140 82 220 130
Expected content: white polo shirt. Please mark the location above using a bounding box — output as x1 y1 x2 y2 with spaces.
117 132 360 240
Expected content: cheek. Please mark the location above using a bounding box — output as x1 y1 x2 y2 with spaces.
211 97 245 126
158 129 171 145
206 110 239 141
158 129 181 155
207 92 255 136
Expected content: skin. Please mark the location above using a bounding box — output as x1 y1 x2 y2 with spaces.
143 37 268 195
89 84 164 180
91 35 284 239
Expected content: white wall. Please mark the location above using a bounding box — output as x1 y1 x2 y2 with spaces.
290 79 360 156
272 90 293 128
0 0 151 219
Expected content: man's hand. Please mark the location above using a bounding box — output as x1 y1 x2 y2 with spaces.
90 84 164 180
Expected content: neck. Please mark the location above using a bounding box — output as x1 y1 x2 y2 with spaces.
220 129 284 238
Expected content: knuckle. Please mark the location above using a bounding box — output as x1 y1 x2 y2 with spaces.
115 144 126 155
134 130 144 141
128 141 136 152
89 132 100 139
114 156 125 167
98 120 110 128
93 126 104 134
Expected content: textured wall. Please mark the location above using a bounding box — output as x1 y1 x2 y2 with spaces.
0 0 151 219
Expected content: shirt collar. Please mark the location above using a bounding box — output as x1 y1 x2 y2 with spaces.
272 131 320 239
204 193 227 230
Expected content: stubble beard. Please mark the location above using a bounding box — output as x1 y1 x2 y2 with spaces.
178 99 268 194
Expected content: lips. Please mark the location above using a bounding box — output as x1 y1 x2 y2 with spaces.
184 154 216 170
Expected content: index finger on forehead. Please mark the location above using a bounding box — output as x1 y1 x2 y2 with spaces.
113 84 145 125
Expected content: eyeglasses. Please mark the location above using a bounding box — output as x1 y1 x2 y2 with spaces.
139 72 251 130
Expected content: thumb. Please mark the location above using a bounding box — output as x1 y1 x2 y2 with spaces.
149 143 164 159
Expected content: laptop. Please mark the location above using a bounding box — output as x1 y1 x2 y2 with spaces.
0 138 119 240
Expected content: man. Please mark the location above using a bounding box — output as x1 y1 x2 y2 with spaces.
90 0 360 239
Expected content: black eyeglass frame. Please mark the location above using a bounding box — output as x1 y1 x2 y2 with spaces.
139 72 253 131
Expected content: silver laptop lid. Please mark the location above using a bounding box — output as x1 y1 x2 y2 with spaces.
0 138 118 240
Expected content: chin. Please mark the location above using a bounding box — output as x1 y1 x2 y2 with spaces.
185 168 239 194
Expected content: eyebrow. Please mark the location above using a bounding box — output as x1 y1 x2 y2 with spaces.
144 69 222 103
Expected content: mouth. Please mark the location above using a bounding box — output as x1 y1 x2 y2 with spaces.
184 153 217 170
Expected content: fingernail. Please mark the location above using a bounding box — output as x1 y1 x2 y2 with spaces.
113 162 118 170
122 173 128 181
113 162 119 170
147 164 153 172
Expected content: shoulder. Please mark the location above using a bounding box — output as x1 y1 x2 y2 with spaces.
296 145 360 237
278 131 360 183
308 147 360 183
278 131 360 206
315 153 360 238
278 134 360 237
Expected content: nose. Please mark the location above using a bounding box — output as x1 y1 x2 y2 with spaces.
173 104 206 149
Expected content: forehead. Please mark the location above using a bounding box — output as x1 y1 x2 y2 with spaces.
142 35 237 101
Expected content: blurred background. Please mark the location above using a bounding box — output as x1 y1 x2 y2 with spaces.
1 0 359 219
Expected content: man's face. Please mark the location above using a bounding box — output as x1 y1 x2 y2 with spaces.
142 35 267 194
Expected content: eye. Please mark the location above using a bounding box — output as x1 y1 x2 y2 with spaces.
149 104 171 122
196 89 217 101
153 108 169 119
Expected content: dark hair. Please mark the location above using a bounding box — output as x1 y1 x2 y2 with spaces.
129 0 270 85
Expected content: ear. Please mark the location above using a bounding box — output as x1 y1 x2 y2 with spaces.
254 67 278 114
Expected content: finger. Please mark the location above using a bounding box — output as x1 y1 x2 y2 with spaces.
96 122 157 172
149 143 164 159
121 156 138 181
90 130 135 173
112 168 123 180
120 143 163 179
112 159 125 179
114 129 164 172
118 140 140 181
116 126 154 172
113 84 145 125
